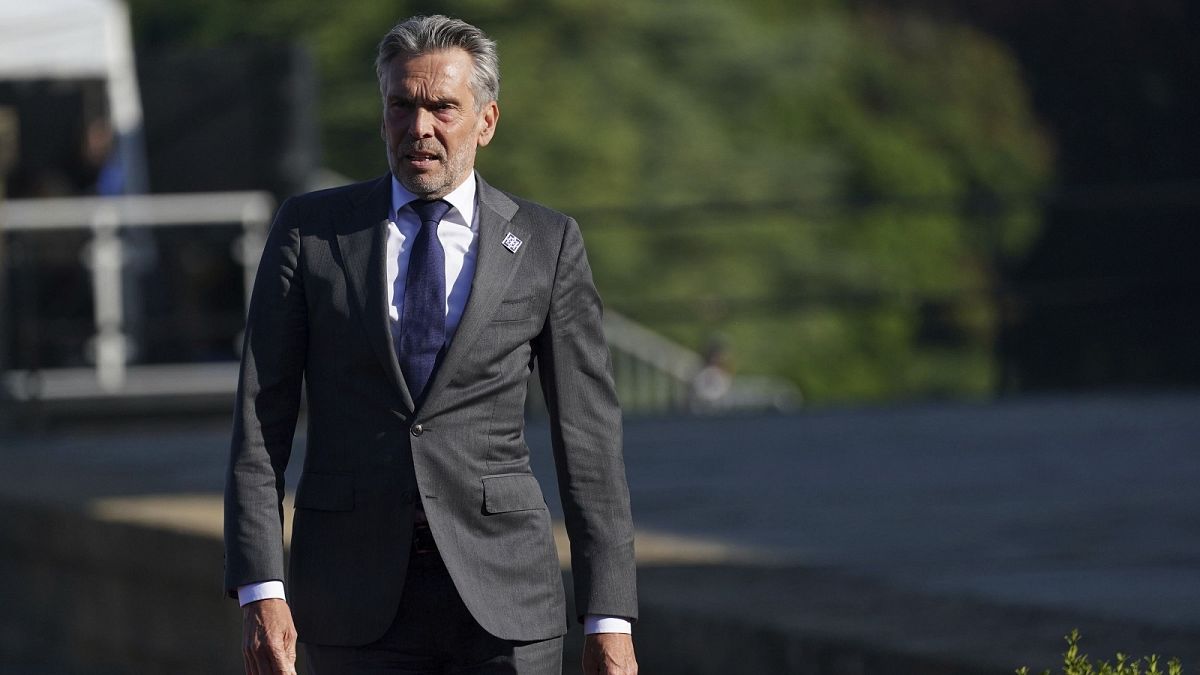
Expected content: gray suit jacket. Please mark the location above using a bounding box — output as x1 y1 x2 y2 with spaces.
224 174 637 646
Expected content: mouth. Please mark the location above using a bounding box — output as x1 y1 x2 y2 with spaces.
402 149 442 170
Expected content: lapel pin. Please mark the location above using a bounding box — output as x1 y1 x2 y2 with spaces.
501 232 523 253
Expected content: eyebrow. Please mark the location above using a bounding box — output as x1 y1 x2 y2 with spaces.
389 93 461 106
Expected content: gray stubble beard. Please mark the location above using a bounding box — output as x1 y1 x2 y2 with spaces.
387 143 474 200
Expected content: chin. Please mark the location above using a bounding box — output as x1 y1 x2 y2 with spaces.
397 174 440 196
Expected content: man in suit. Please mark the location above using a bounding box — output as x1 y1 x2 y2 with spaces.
224 14 638 675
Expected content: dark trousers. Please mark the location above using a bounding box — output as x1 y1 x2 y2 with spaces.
303 549 563 675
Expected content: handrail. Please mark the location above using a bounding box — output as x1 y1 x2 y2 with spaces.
0 192 275 230
0 192 798 414
603 311 801 414
0 192 274 392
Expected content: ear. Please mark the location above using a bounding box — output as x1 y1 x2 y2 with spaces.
380 119 386 141
476 100 499 147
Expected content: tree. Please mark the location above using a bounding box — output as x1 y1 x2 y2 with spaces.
126 0 1051 402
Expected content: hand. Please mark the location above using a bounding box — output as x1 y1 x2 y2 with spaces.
242 598 298 675
582 632 637 674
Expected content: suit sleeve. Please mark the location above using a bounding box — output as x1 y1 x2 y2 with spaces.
535 216 638 622
223 198 308 596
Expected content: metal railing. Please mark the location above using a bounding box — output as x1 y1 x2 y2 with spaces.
0 192 274 399
603 312 801 414
0 191 799 414
605 311 699 413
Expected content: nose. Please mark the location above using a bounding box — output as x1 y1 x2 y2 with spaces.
407 106 434 139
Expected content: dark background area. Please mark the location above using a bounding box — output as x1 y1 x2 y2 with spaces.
137 43 319 200
869 0 1200 391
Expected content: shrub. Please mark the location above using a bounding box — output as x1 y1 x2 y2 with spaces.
1017 630 1183 675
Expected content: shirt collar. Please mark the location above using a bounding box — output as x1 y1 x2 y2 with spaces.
390 172 478 230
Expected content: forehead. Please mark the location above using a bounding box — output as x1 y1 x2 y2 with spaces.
383 48 475 98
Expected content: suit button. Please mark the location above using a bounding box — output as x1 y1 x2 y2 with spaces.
411 424 424 437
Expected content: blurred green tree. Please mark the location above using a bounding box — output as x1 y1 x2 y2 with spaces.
126 0 1051 402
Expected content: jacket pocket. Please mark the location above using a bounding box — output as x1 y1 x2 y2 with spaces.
482 473 547 514
294 472 355 511
492 297 534 323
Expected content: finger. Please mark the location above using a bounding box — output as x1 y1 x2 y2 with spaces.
281 630 299 674
286 631 299 663
254 646 277 675
244 647 261 675
270 647 297 675
244 622 262 675
245 635 266 675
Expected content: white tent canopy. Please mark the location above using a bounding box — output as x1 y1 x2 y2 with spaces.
0 0 143 136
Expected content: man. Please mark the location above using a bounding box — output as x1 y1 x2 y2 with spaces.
224 15 638 675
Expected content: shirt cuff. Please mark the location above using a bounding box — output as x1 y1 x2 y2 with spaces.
237 580 286 607
237 584 629 634
583 615 632 634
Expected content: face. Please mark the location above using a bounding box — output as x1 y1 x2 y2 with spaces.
381 48 499 199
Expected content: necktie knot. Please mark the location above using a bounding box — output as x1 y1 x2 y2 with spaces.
409 199 452 228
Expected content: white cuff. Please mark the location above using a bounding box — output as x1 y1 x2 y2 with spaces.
236 584 628 634
237 580 287 607
583 615 632 634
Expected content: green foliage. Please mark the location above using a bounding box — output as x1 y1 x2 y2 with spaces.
124 0 1052 402
1017 630 1184 675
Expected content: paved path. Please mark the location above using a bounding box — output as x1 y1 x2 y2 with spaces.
3 392 1198 637
576 393 1200 632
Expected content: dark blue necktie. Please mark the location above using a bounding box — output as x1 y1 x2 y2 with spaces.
398 199 452 402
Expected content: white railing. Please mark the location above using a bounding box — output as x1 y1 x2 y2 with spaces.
603 312 801 414
0 192 273 398
1 192 799 414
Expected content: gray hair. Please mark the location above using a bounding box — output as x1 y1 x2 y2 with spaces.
375 15 500 111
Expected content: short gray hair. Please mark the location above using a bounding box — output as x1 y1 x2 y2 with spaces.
375 15 500 111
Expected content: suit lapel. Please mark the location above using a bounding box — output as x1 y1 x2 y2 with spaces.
420 175 527 416
334 175 416 413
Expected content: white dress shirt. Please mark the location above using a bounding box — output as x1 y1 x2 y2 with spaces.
386 172 480 344
238 173 630 635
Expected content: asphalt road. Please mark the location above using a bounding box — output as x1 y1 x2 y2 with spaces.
4 392 1198 632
